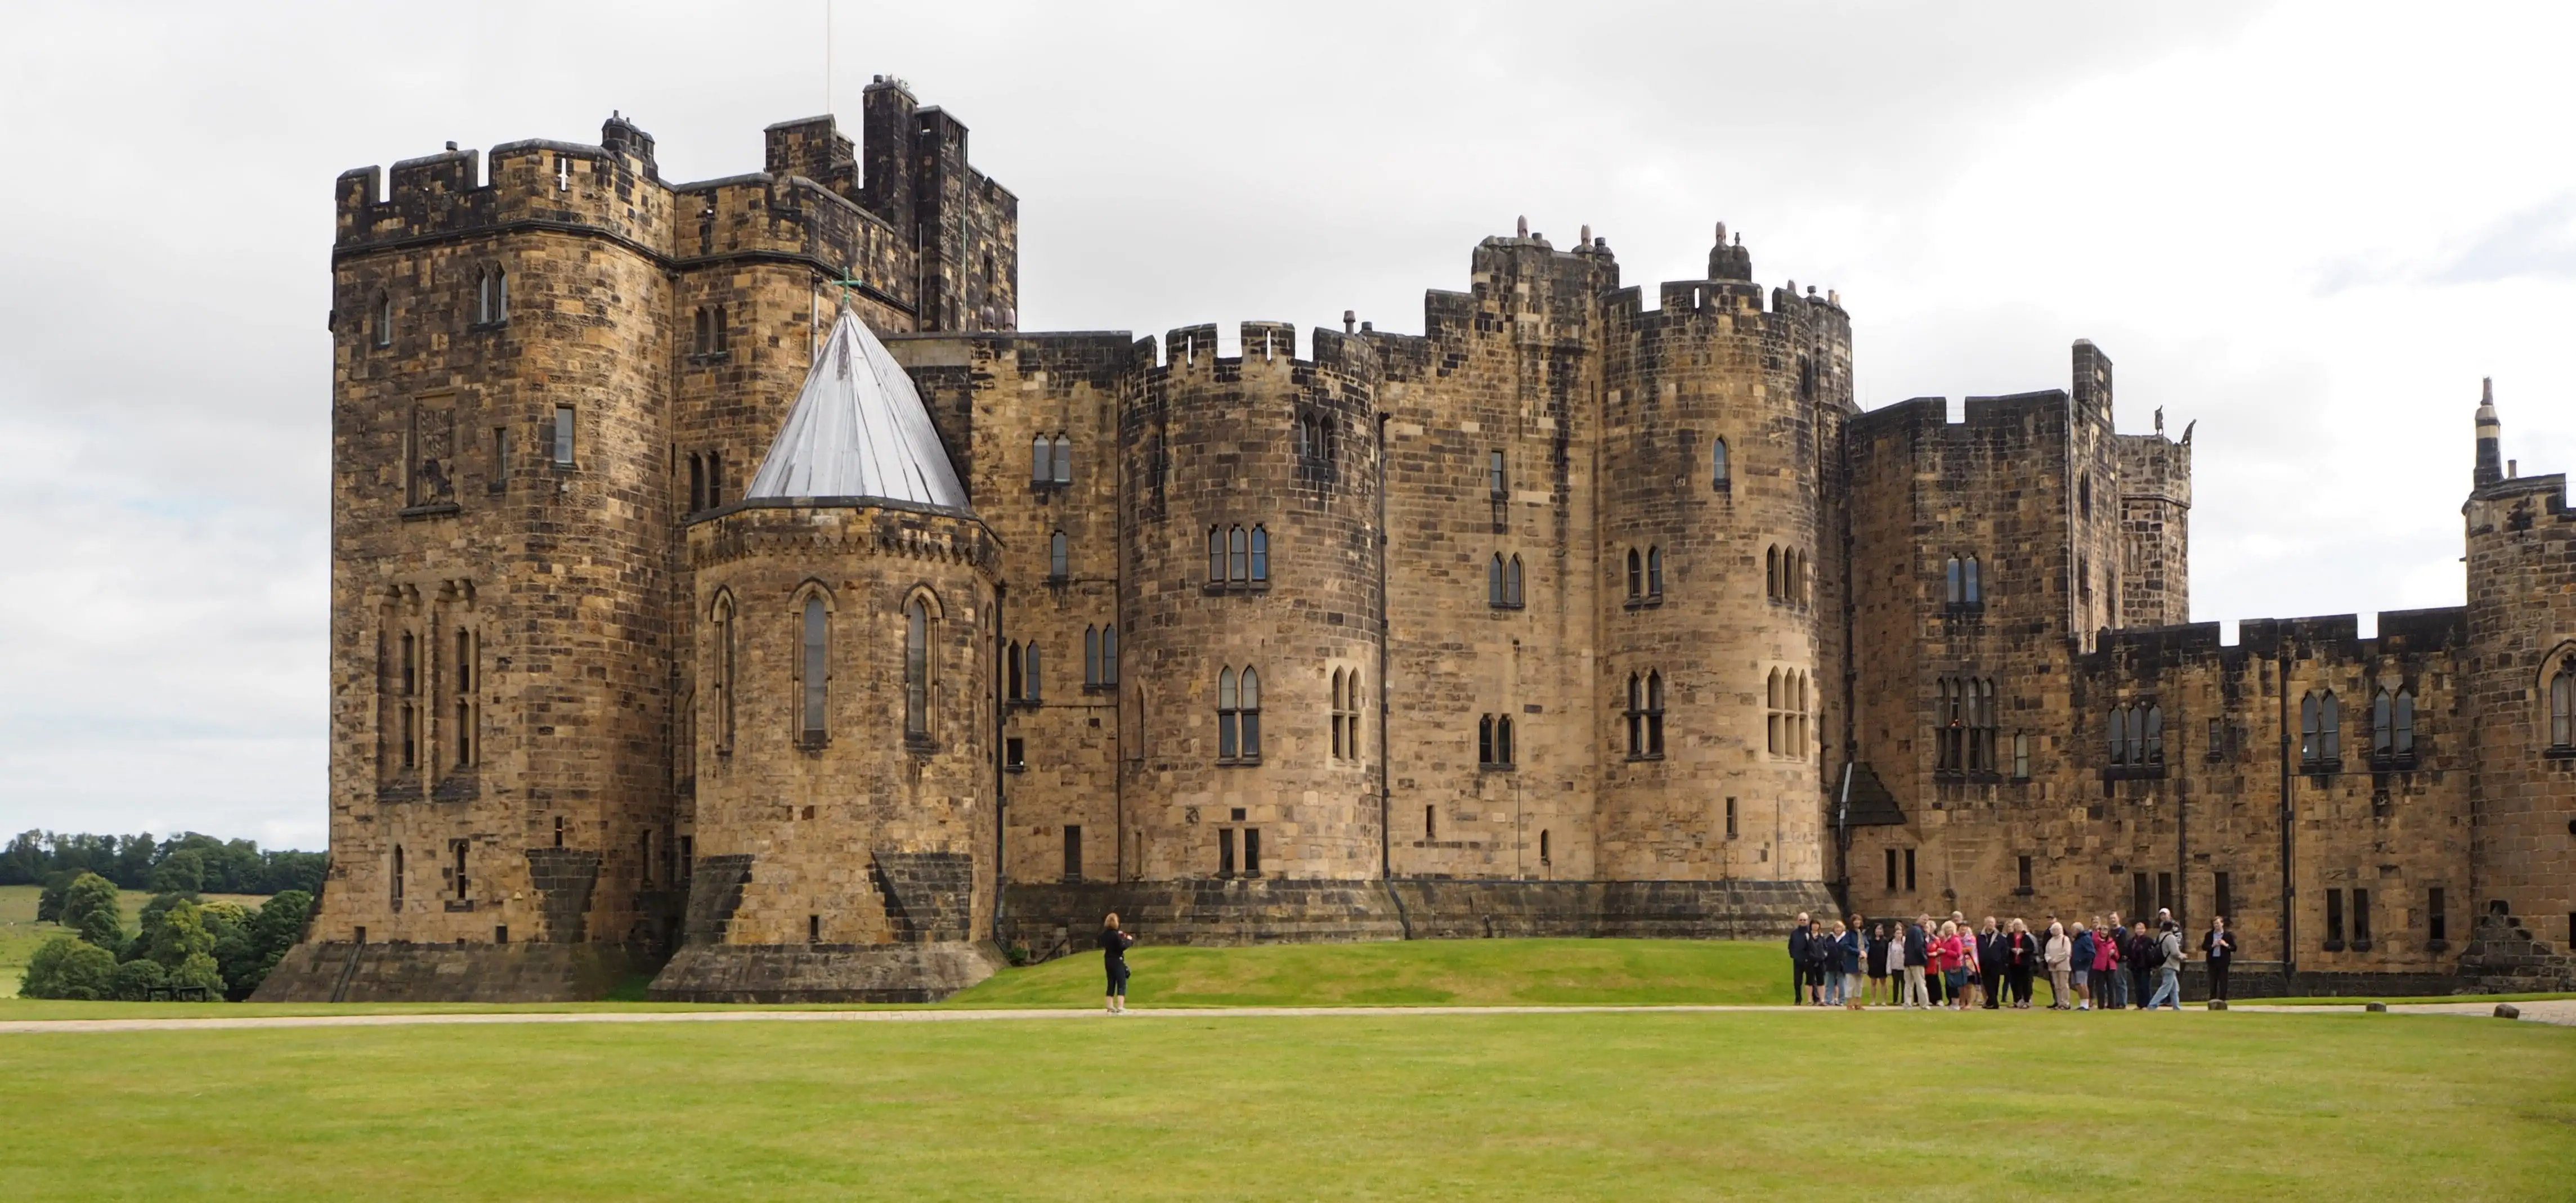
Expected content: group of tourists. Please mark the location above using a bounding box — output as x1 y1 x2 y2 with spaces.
1786 909 2240 1011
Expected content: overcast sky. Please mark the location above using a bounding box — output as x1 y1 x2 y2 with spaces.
2 2 2569 851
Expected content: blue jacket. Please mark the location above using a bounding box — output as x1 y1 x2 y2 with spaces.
2072 930 2098 967
1836 930 1863 974
1903 924 1929 967
1788 926 1812 963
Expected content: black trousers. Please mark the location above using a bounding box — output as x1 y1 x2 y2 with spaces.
2008 967 2035 1006
2130 965 2152 1007
2208 959 2230 1001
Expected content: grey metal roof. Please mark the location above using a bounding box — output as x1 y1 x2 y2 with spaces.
745 309 970 509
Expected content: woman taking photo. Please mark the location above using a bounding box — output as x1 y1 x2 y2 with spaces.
1099 912 1136 1015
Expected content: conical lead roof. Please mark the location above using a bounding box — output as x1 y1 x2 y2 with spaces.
745 309 970 509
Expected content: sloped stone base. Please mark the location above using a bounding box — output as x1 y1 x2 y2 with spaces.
2458 912 2576 993
647 940 1002 1003
250 941 638 1003
997 878 1839 957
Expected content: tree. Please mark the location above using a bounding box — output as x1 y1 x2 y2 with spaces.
234 890 315 998
169 951 225 1000
34 870 71 923
111 958 168 1002
57 873 124 951
19 936 117 1000
144 898 216 969
150 848 206 895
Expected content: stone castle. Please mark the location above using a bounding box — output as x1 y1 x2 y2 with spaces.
258 80 2575 1002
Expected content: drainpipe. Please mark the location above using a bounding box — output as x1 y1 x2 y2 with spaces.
2278 645 2295 983
1377 411 1393 881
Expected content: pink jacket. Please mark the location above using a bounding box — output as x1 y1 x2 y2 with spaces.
2090 931 2121 972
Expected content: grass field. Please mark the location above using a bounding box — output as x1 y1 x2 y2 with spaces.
0 884 273 998
949 936 1793 1007
0 1007 2568 1200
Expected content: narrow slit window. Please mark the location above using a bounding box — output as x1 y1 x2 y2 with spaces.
1049 531 1069 580
1645 547 1661 596
1208 527 1225 584
1626 549 1642 599
904 598 930 738
800 595 829 742
1229 526 1247 584
552 406 575 466
1249 526 1269 583
1101 625 1118 686
1711 437 1729 489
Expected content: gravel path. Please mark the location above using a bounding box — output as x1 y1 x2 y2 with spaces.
2 999 2568 1034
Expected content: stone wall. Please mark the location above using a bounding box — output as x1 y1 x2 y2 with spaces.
2462 463 2576 977
252 941 637 1003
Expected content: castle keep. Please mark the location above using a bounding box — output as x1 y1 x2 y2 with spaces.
259 83 2576 1002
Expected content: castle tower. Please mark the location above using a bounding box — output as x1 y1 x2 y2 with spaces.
1591 230 1853 882
2456 381 2576 989
653 309 1002 1002
2116 425 2193 628
1116 322 1385 883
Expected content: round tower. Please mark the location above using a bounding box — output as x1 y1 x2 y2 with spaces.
1592 231 1854 882
1117 322 1384 882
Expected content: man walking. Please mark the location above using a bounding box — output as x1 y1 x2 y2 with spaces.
1903 915 1931 1008
2145 918 2185 1010
1787 912 1812 1005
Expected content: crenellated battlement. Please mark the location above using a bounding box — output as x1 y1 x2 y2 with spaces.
1144 321 1381 384
2084 607 2469 675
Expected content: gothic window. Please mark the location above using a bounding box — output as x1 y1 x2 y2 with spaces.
374 294 393 347
1023 642 1043 703
711 593 736 755
453 626 477 769
1488 554 1523 608
474 267 508 325
1946 556 1963 605
1964 555 1982 605
1085 626 1101 688
1540 829 1551 865
904 596 931 739
1645 671 1666 757
1767 546 1780 600
1052 434 1073 485
1342 668 1361 760
391 845 405 905
2374 687 2419 764
1332 670 1349 759
2126 705 2145 765
2143 704 2163 765
1049 531 1069 580
798 593 830 744
2551 656 2575 749
2107 706 2127 766
1102 625 1119 686
1936 679 1961 771
1032 434 1050 484
2012 732 2031 780
1646 547 1663 596
2394 689 2414 758
1250 525 1269 584
398 629 418 770
1229 526 1248 583
1627 549 1643 599
1479 714 1515 767
1489 450 1508 499
2300 690 2340 766
1006 640 1024 701
1973 680 2000 772
1624 673 1647 758
1207 527 1225 583
1712 437 1730 490
1478 714 1494 765
1293 414 1311 459
1217 666 1261 762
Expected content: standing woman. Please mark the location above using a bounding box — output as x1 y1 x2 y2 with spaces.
1938 921 1970 1011
2043 921 2074 1009
1099 912 1136 1015
1841 915 1867 1010
2203 915 2238 1004
2004 918 2040 1008
1868 922 1894 1006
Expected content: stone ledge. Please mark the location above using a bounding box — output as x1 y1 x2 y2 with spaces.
251 941 638 1003
648 940 1002 1003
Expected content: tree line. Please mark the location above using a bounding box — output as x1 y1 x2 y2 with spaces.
2 831 327 897
19 874 315 1002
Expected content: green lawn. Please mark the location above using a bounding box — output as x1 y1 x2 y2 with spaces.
0 885 272 999
949 936 1794 1008
0 1009 2567 1200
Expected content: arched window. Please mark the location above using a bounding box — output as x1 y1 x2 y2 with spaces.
1229 526 1248 584
374 294 393 347
1343 668 1361 758
2300 690 2340 765
1049 531 1069 580
1934 679 1956 770
1539 829 1551 864
2552 656 2576 748
2143 704 2163 765
391 845 405 905
1218 668 1238 759
1332 670 1348 759
711 594 736 755
1479 714 1495 765
1488 450 1507 499
1006 640 1024 701
1239 668 1261 758
1646 547 1663 596
1507 555 1525 607
1293 414 1311 459
476 267 508 325
1946 556 1964 605
1627 549 1643 599
1712 437 1730 490
1645 672 1666 757
1625 673 1645 756
1024 642 1043 703
1049 435 1071 485
1964 555 1982 605
904 596 931 738
799 594 830 743
454 626 477 769
1033 434 1051 484
2393 688 2414 757
1085 626 1101 688
1489 555 1506 606
2080 473 2093 520
1766 546 1780 600
1101 625 1119 686
1972 679 1999 772
2108 705 2129 765
1426 804 1437 840
1249 525 1269 583
1207 527 1225 583
1497 715 1515 766
2372 689 2394 757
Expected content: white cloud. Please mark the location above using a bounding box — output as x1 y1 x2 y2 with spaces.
1 0 2569 845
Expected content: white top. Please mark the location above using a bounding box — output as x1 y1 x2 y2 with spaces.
745 308 970 509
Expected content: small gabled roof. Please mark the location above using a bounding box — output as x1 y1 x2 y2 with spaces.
1836 762 1906 827
745 309 969 510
